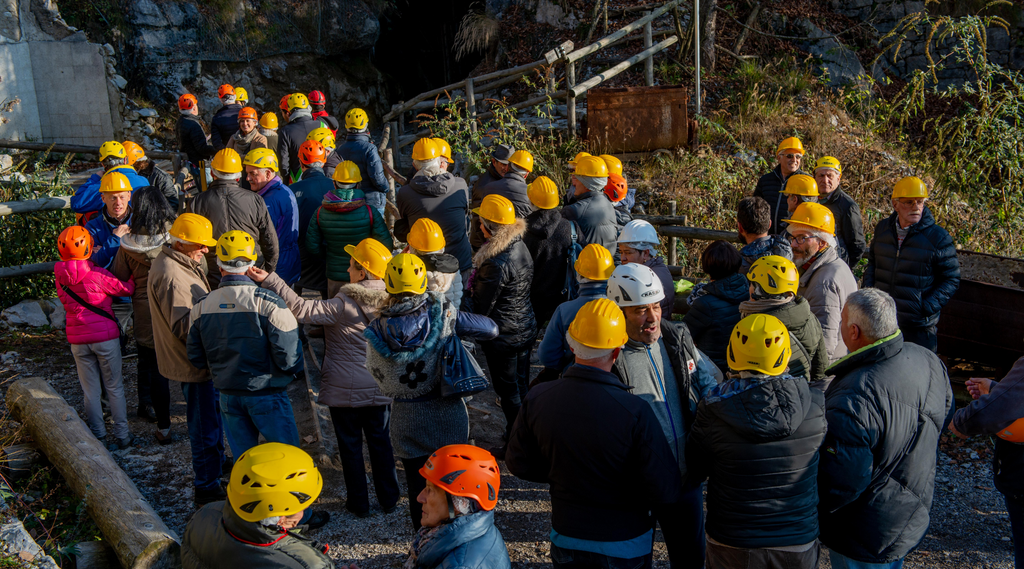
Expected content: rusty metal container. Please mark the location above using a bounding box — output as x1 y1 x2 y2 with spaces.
586 85 689 153
937 250 1024 372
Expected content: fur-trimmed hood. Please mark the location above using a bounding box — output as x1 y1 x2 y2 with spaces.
120 232 171 257
473 218 527 268
339 281 389 318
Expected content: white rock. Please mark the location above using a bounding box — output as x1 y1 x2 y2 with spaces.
0 154 12 170
0 521 59 569
112 74 128 90
143 123 156 135
138 108 158 118
102 43 115 56
0 352 17 364
41 299 65 329
126 110 140 121
1 300 50 328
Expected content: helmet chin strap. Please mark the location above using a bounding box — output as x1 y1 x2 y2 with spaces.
446 493 456 521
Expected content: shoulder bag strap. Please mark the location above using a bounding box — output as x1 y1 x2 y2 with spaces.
60 284 121 328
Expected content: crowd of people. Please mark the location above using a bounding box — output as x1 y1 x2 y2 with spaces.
49 84 1023 569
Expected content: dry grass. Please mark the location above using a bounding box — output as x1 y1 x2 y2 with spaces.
454 8 501 61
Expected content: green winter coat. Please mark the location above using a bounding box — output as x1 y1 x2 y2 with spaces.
181 501 333 569
741 296 829 383
306 190 394 282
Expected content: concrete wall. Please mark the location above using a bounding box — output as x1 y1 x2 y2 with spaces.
0 42 42 141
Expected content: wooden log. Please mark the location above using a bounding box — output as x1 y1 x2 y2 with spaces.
0 195 72 216
656 224 739 243
567 0 682 64
6 377 180 569
74 541 118 569
0 139 182 160
0 262 57 278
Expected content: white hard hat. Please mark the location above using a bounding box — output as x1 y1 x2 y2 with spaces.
607 263 665 308
617 219 659 245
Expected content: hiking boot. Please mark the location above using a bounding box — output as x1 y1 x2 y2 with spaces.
154 430 174 446
106 434 134 451
194 483 226 507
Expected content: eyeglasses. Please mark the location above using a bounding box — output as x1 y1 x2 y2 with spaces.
781 153 803 160
788 234 819 245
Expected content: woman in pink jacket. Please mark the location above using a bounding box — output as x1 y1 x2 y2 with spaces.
54 226 135 450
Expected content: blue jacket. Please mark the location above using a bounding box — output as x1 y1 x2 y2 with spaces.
210 103 242 150
257 177 301 285
186 275 303 395
71 165 150 215
85 209 132 270
410 510 511 569
536 281 607 370
290 168 334 292
337 132 389 194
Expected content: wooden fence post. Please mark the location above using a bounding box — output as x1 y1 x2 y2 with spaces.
390 119 401 171
668 200 678 266
466 78 477 134
644 12 654 86
566 61 577 137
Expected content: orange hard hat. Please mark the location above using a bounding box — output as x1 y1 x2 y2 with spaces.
298 140 327 165
218 84 235 98
122 141 146 166
279 95 290 111
178 93 197 111
997 418 1024 443
604 173 628 202
57 225 93 261
238 107 258 122
419 444 500 511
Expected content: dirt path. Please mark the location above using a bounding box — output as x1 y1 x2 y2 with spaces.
0 328 1015 568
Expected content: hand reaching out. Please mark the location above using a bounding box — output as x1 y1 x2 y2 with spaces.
964 378 993 400
246 266 270 283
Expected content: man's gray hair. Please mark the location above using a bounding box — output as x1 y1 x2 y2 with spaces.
102 156 125 170
413 157 441 174
845 288 898 341
566 331 616 361
217 258 254 274
576 175 608 193
212 168 242 181
787 225 837 248
510 164 529 177
622 241 657 255
222 94 237 105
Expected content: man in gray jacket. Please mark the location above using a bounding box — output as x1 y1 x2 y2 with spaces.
786 202 858 361
562 155 620 252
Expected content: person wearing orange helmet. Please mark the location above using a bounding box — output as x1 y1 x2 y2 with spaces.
604 172 633 226
225 107 269 171
176 93 216 183
408 445 511 569
289 139 336 300
951 350 1024 569
754 136 810 235
210 84 243 150
54 225 136 451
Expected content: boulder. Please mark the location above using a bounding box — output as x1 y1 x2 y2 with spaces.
794 18 866 88
130 0 168 27
138 108 158 118
112 74 128 90
1 300 50 328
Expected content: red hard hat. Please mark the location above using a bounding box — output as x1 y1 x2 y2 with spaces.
419 444 500 511
604 173 628 203
307 90 326 105
298 140 327 165
279 95 290 111
178 93 197 111
57 225 93 261
218 84 235 98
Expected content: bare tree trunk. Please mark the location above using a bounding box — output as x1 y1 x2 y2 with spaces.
700 0 717 71
733 2 763 56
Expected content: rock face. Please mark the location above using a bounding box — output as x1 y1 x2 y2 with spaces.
792 18 866 88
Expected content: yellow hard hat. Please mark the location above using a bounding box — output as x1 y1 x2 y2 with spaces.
432 138 453 162
411 138 440 161
333 160 362 184
892 176 928 199
242 148 278 172
259 112 279 129
217 230 257 263
306 127 336 149
509 150 534 173
408 218 446 253
212 148 243 173
228 442 323 523
234 86 249 103
99 171 132 193
385 253 428 295
527 176 559 210
599 154 623 176
574 244 615 281
169 213 218 247
574 156 609 178
345 108 369 130
746 255 799 296
472 194 516 225
784 202 836 235
727 314 791 375
777 137 805 155
567 151 591 167
122 141 145 166
782 174 819 197
814 156 842 174
344 238 393 279
287 93 310 111
99 141 127 161
568 298 628 349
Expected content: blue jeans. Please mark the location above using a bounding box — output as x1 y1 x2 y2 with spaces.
1007 495 1023 568
550 544 652 569
219 391 300 457
829 550 903 569
182 381 225 491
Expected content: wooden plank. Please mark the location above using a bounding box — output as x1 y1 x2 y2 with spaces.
6 377 179 569
0 195 72 216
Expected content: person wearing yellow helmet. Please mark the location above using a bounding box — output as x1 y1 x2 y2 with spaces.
469 144 516 250
188 148 280 288
278 93 322 184
240 147 301 286
364 254 498 529
181 443 334 568
564 155 620 254
478 148 532 221
84 171 134 270
742 255 829 384
210 84 243 151
821 288 953 568
507 298 685 569
522 175 577 328
403 218 464 308
813 156 866 267
754 136 810 236
258 112 280 152
863 176 959 352
394 139 473 280
687 313 826 569
337 108 390 215
780 173 819 217
784 202 858 361
70 140 150 218
305 127 339 178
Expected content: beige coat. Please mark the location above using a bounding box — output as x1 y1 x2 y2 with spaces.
147 244 211 383
225 129 269 157
112 232 169 348
262 271 392 408
797 245 859 362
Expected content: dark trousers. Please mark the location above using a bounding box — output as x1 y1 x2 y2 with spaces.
550 543 653 569
706 539 819 569
329 405 401 515
137 345 170 430
401 455 430 530
1007 495 1024 569
658 485 706 569
901 324 938 353
182 381 225 491
482 343 532 440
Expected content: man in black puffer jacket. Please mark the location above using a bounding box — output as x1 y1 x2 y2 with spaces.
819 288 952 568
470 145 513 251
176 95 215 181
862 177 960 352
753 137 809 235
522 177 573 326
468 195 536 448
394 160 473 278
210 86 242 151
683 241 748 374
278 96 322 183
687 313 826 568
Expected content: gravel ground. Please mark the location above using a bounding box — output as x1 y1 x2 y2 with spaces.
0 328 1016 568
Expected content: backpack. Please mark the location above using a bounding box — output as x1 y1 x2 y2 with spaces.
562 221 584 300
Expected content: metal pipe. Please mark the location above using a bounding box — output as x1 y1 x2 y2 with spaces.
572 36 679 97
566 0 682 64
